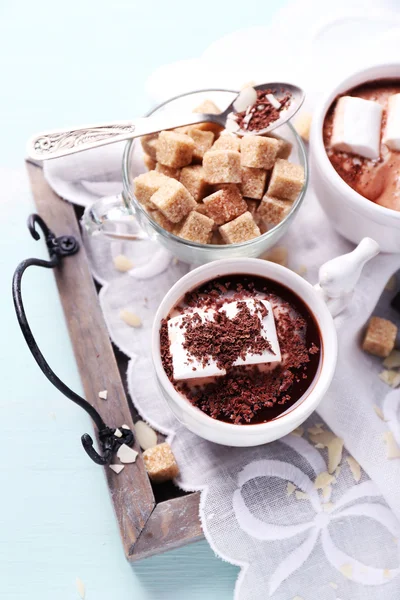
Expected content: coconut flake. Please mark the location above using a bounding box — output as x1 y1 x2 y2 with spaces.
98 390 108 400
117 443 138 464
383 431 400 458
233 87 257 113
308 425 324 436
290 426 304 437
373 405 385 420
109 464 125 474
322 485 332 500
340 564 353 579
314 472 335 489
346 456 361 482
328 437 344 474
309 430 335 446
121 424 130 430
76 577 85 599
113 254 134 272
380 369 400 388
120 309 142 328
329 582 338 589
287 482 296 496
383 350 400 369
134 420 158 450
295 490 308 500
266 93 281 109
114 428 123 438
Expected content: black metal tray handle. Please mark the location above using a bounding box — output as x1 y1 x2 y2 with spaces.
12 214 134 465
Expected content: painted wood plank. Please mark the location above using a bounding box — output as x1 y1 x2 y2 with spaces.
26 161 155 556
131 492 203 560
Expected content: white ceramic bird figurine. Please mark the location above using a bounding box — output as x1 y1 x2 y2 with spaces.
315 237 380 316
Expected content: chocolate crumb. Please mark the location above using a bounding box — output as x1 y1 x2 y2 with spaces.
235 89 291 132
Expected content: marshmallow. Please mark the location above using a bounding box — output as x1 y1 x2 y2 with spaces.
331 96 383 160
168 298 281 380
383 93 400 151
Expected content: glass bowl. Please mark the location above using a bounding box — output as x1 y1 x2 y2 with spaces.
119 89 308 265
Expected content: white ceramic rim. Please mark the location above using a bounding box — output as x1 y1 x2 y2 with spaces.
313 62 400 224
151 258 338 436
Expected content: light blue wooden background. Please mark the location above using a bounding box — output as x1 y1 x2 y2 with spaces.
1 1 285 598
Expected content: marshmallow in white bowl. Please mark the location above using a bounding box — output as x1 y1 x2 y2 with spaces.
383 93 400 151
168 298 281 381
331 95 383 160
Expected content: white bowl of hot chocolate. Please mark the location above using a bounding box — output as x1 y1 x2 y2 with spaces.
311 63 400 253
152 257 341 446
152 237 378 446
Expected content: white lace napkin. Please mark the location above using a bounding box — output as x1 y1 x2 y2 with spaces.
43 2 400 597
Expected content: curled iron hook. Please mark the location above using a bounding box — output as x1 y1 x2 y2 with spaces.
12 213 134 465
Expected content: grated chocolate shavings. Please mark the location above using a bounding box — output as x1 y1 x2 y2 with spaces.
160 275 321 425
181 300 272 372
235 89 291 132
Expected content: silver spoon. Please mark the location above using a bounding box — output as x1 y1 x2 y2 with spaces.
27 83 304 161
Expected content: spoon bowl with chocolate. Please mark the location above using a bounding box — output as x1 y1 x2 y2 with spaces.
311 62 400 253
152 238 378 446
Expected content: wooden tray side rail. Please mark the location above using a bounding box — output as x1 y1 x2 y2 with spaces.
27 162 203 560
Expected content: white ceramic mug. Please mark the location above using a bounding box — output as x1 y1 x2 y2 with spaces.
310 63 400 253
151 238 379 446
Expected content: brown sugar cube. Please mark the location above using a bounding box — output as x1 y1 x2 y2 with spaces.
180 165 210 201
362 317 398 358
268 159 305 201
174 126 191 134
143 443 179 483
240 136 280 169
192 99 223 134
147 208 177 233
246 199 261 222
177 211 214 244
267 134 293 159
133 170 169 208
143 153 156 171
212 134 240 152
276 138 293 159
256 195 292 226
156 131 194 168
155 162 181 180
193 99 221 115
187 128 214 161
219 211 261 244
141 133 158 160
240 167 267 199
203 150 241 184
203 185 247 225
151 179 196 223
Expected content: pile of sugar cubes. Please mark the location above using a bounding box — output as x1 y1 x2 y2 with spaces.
133 99 305 245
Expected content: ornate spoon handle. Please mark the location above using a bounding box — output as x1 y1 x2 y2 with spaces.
27 112 218 161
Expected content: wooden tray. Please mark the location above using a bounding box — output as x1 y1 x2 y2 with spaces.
27 161 203 561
